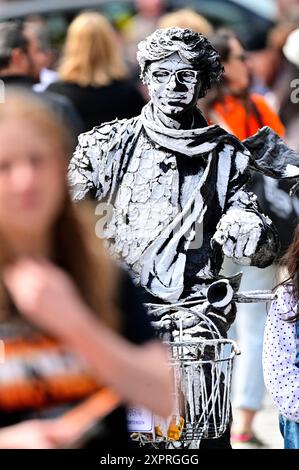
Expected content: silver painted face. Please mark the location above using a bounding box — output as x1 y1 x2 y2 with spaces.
146 52 202 117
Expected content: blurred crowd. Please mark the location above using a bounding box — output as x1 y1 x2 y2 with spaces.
0 0 298 450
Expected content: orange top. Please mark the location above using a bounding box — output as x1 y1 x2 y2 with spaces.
212 93 285 140
0 332 99 411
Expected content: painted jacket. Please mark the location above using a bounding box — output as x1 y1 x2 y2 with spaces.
69 112 282 303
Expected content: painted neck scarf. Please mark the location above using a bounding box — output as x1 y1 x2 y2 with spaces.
140 102 227 157
141 102 299 183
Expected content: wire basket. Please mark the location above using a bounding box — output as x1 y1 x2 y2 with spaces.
130 336 239 447
168 338 239 442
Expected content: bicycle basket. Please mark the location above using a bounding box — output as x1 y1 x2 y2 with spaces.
131 338 239 446
169 339 238 441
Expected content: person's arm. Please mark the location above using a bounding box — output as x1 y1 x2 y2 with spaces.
212 141 278 268
66 313 172 418
0 420 62 449
3 259 173 418
263 285 299 422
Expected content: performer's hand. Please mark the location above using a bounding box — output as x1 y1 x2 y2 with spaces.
3 258 87 342
212 209 263 263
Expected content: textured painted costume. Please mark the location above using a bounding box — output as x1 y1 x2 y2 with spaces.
69 110 281 336
69 28 298 340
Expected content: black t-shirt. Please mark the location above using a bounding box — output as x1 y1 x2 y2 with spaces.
88 271 156 448
0 271 155 448
47 80 146 133
84 271 156 449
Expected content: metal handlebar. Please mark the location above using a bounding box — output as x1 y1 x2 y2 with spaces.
145 289 276 312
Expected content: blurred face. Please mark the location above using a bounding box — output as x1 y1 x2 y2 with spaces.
223 37 250 93
24 31 50 83
246 49 277 88
9 46 33 77
135 0 164 17
146 52 202 117
0 119 66 243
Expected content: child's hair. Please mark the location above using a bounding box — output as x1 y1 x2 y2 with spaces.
279 224 299 321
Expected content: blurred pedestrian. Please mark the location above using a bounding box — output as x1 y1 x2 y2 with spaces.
206 31 285 138
124 0 166 78
48 12 145 133
0 90 172 448
24 19 58 92
263 224 299 449
158 8 213 36
0 20 83 140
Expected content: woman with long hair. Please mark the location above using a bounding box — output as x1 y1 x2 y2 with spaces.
0 89 172 448
47 12 145 132
263 225 299 448
204 31 285 139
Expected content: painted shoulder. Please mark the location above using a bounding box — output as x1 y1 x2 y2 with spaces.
215 126 251 172
77 116 140 148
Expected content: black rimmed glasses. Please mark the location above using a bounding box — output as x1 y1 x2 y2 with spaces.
149 69 200 85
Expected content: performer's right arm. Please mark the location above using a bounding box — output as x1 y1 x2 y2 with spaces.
212 142 279 268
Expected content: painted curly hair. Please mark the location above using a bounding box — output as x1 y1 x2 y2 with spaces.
137 27 224 98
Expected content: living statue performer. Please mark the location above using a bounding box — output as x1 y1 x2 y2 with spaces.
69 28 299 447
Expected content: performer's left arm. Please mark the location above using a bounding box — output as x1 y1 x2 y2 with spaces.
212 145 279 267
